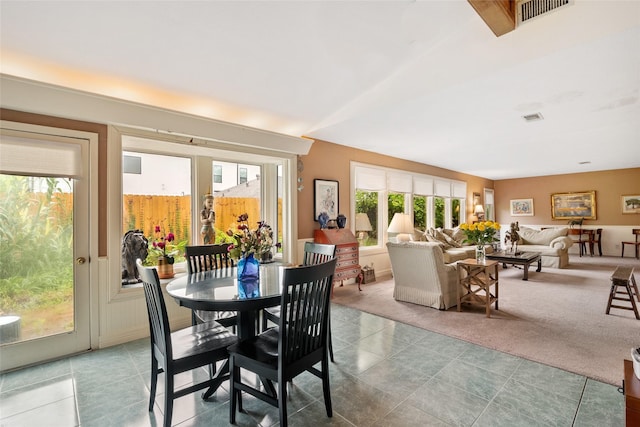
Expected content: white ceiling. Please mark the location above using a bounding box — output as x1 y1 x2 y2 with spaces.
1 1 639 180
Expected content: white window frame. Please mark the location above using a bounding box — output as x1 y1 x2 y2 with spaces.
351 162 467 251
108 125 297 301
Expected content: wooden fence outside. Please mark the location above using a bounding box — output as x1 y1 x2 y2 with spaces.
122 195 281 244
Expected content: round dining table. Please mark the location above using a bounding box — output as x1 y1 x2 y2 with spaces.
166 263 285 340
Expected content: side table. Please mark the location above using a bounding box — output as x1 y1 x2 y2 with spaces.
457 259 499 318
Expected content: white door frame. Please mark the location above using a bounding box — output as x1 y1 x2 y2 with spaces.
0 121 99 371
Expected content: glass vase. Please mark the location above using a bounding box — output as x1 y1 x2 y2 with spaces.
237 253 260 298
475 245 486 264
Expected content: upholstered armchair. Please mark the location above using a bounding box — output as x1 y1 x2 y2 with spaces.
386 242 459 310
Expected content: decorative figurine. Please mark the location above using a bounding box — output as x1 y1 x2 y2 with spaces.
337 214 347 229
121 229 148 284
318 212 329 229
504 221 520 254
200 193 216 245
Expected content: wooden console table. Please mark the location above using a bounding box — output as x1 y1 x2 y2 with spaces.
457 259 499 318
624 359 640 426
314 228 361 292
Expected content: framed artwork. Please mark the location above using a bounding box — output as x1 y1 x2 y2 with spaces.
314 179 339 220
621 195 640 214
510 198 534 216
551 191 596 220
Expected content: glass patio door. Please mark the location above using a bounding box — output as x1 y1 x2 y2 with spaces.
0 124 92 371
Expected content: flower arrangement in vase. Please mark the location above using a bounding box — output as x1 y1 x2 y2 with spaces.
459 221 500 263
226 213 281 263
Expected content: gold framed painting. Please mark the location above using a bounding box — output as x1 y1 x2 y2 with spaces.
621 195 640 214
551 191 596 220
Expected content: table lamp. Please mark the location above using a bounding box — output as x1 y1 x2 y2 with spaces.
355 213 373 241
387 213 413 242
474 204 485 221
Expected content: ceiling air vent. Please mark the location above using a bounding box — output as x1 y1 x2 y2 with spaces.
522 113 544 122
517 0 573 25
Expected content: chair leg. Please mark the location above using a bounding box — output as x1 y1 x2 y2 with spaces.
229 358 237 424
278 377 288 427
149 357 158 412
164 373 174 427
321 355 333 417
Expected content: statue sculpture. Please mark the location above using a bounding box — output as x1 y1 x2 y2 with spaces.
504 221 520 254
121 229 149 284
200 193 216 245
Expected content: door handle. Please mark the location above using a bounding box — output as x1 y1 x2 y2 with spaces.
76 257 87 265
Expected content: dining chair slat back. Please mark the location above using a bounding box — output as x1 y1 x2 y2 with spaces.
136 259 238 427
185 243 233 274
185 244 237 328
229 258 338 427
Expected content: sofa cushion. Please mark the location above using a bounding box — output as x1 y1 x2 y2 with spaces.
413 228 428 242
445 227 467 245
426 228 454 249
519 227 568 246
437 228 462 248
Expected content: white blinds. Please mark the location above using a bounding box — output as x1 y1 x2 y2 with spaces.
387 172 412 193
452 183 466 198
485 190 494 204
0 134 83 178
434 180 451 197
413 177 433 195
355 166 386 190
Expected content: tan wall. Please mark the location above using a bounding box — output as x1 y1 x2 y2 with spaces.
297 138 494 239
494 168 640 226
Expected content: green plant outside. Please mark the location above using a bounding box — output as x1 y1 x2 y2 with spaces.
0 175 73 317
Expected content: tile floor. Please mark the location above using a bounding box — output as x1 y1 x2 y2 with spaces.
0 304 625 426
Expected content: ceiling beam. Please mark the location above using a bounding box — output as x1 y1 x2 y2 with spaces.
468 0 516 37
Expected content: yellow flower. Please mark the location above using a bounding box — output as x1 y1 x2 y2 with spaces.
460 223 469 230
477 223 486 231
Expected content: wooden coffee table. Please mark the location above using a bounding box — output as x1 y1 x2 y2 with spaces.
485 251 541 281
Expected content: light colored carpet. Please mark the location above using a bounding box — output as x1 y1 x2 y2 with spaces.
331 255 640 386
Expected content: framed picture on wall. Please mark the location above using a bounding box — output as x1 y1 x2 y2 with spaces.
551 191 596 220
314 179 339 221
621 195 640 214
510 198 534 216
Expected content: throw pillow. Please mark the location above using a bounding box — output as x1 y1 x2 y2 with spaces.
429 228 454 249
441 228 463 247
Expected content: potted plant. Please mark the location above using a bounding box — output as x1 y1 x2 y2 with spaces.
146 225 186 278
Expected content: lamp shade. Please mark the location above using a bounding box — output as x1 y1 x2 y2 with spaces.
474 205 485 215
387 213 413 242
355 213 372 231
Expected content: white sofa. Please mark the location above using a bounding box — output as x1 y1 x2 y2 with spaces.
387 242 460 310
505 226 573 268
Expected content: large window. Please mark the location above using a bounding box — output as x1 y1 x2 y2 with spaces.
352 163 466 248
121 136 285 286
122 151 192 264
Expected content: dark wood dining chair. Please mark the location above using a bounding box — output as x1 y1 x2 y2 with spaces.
185 244 237 328
622 229 640 259
587 228 603 257
229 258 337 427
568 228 587 257
136 259 238 427
262 242 337 360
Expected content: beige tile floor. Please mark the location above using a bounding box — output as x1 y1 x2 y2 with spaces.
0 304 625 426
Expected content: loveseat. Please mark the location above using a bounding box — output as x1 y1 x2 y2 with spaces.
413 227 494 263
503 226 573 268
387 242 459 309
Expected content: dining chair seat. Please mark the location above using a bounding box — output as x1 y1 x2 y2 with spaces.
229 258 337 427
136 259 238 427
262 242 336 362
